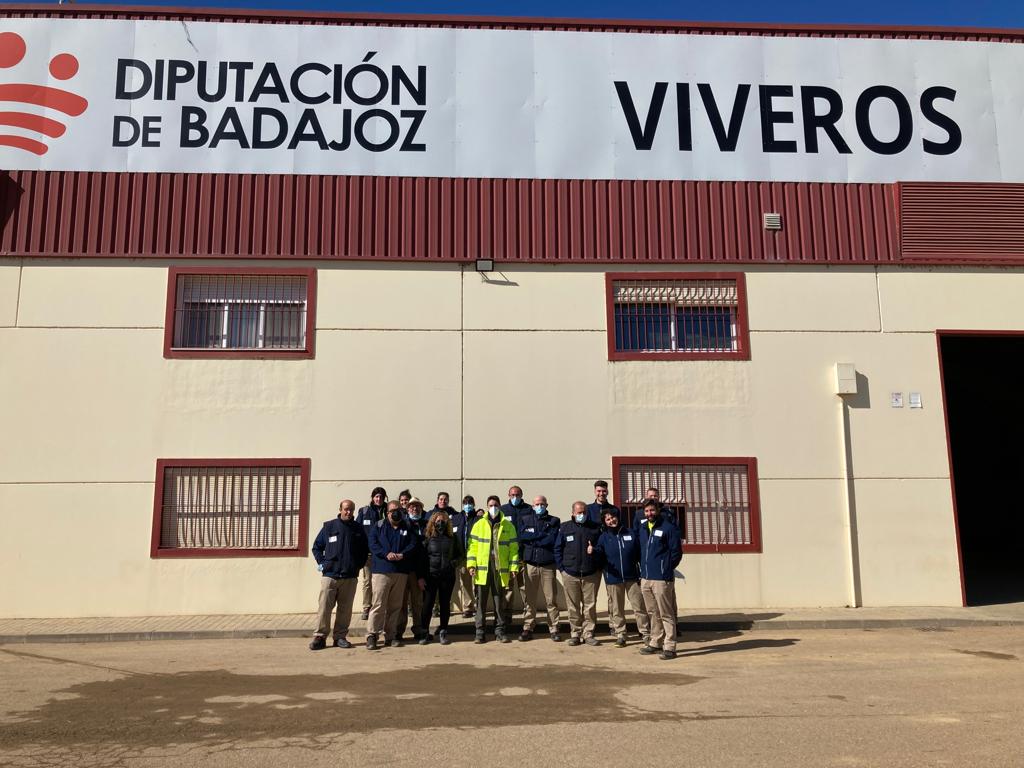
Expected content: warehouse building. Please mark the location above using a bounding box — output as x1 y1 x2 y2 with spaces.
1 6 1022 619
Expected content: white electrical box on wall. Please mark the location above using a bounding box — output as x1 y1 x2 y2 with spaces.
835 363 858 395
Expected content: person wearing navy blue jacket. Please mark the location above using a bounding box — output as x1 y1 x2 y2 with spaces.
555 501 603 646
637 499 683 660
501 485 529 615
395 497 429 643
516 495 562 642
356 486 388 619
595 508 651 648
310 499 369 650
586 480 621 526
448 493 478 618
366 500 418 650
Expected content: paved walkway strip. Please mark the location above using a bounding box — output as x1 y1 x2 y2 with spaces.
1 604 1022 644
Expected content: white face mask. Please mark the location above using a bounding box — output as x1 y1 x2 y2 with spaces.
488 506 500 519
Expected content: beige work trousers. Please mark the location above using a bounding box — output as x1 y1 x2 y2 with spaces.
640 578 678 652
562 572 601 639
452 565 476 613
360 557 373 612
606 580 651 640
513 573 528 614
314 576 358 640
367 572 408 641
396 573 425 639
522 564 560 633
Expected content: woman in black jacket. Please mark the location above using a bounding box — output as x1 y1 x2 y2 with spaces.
419 509 465 645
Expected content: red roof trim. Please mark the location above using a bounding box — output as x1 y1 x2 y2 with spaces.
2 4 1023 41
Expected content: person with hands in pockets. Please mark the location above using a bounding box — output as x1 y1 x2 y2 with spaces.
365 500 418 650
310 499 369 650
595 508 651 648
637 498 683 660
554 500 603 647
466 495 520 643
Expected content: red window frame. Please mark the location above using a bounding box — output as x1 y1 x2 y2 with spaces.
163 266 317 359
612 456 762 553
604 272 751 361
150 458 311 559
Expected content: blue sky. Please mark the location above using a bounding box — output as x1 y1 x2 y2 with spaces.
91 0 1023 28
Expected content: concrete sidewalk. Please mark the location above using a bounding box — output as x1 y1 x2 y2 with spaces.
2 603 1023 643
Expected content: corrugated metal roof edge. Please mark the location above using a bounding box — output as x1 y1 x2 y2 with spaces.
6 253 1024 267
2 4 1022 41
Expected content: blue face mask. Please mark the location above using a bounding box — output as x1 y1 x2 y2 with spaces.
574 513 586 524
510 497 522 506
534 505 547 515
463 504 474 514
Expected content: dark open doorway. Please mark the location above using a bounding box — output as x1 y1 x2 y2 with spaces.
939 333 1024 606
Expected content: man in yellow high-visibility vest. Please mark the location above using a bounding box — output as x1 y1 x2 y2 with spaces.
466 494 520 643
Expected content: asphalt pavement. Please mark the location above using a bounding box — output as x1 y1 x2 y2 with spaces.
1 626 1022 768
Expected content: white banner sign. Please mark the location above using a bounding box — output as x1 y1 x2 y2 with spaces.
0 17 1019 182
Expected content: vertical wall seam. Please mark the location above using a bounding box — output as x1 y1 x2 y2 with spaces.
874 266 884 334
14 258 23 327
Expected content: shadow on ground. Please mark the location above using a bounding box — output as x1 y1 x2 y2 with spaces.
678 613 784 631
0 662 706 753
680 638 800 657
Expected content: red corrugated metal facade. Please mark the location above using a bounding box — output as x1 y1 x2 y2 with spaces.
0 6 1021 265
900 183 1024 262
0 174 900 263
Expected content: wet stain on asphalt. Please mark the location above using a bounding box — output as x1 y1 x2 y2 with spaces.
952 649 1018 661
0 663 703 751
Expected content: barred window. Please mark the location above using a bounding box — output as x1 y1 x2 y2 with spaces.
613 457 762 553
606 273 749 360
164 268 316 359
151 460 310 558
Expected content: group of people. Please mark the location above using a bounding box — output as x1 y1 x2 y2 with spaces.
310 482 684 660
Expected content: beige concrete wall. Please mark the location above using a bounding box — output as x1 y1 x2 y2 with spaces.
878 268 1024 332
317 263 461 330
854 479 962 607
0 261 983 617
17 264 167 328
746 268 881 332
0 260 20 327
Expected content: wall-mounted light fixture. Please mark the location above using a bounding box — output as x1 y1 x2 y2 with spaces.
475 258 494 272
